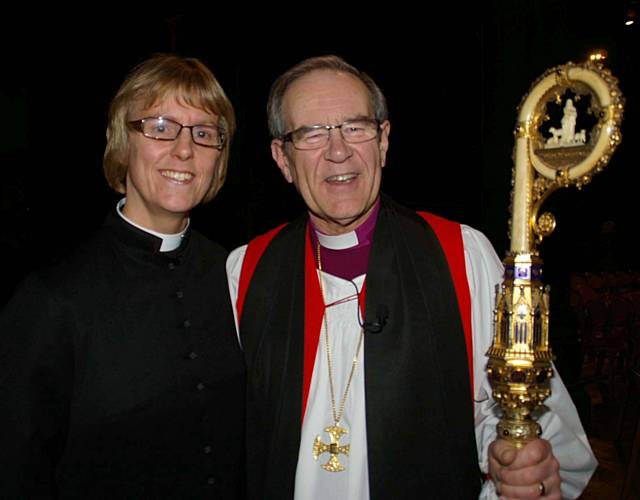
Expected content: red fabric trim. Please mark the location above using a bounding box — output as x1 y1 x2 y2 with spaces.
303 233 324 422
303 236 367 422
418 212 474 393
236 224 287 320
235 224 340 422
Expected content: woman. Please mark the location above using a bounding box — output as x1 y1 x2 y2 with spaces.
0 54 245 498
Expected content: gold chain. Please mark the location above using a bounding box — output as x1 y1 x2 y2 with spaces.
316 242 365 425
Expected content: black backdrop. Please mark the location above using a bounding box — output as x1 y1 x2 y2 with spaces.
1 1 638 305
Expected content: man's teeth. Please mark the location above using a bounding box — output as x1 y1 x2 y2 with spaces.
162 171 194 182
327 174 357 182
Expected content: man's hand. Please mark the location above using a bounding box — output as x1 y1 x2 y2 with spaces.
489 438 561 499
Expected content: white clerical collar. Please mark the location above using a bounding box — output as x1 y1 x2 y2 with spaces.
316 229 359 250
116 198 189 252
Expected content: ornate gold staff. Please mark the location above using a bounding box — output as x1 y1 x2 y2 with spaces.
486 59 624 447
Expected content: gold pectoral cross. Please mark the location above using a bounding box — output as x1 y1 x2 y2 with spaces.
313 424 350 472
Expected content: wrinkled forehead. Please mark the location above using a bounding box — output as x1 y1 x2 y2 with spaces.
283 70 373 128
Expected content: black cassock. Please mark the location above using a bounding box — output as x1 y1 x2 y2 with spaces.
0 211 245 499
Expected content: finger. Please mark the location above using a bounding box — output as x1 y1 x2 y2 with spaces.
499 476 562 500
508 439 552 470
501 458 560 487
490 438 518 466
488 440 518 486
499 463 562 499
494 479 501 496
497 481 547 499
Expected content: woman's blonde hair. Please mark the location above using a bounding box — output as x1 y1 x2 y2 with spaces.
103 54 235 202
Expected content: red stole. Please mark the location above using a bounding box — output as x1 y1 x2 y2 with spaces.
417 213 474 394
236 213 472 422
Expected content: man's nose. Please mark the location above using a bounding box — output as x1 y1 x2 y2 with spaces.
323 128 352 162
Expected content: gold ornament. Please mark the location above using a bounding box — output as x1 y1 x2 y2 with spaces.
312 242 364 470
487 59 624 447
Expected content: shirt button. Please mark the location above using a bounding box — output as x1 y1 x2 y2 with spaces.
183 320 191 328
203 445 212 454
207 477 216 485
168 262 176 270
176 290 184 299
196 382 205 391
188 351 198 360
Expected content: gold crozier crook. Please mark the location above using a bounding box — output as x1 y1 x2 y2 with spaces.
486 59 624 447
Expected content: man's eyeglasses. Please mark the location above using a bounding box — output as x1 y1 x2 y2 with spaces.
281 118 380 150
128 117 226 150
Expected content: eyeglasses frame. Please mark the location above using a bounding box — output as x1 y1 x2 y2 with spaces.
128 116 226 150
280 118 381 150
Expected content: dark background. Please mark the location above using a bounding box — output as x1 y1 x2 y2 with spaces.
1 0 638 305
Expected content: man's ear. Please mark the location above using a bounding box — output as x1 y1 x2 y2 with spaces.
271 139 294 183
378 120 390 168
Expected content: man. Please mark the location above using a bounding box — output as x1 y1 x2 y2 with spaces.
0 54 245 498
227 55 596 499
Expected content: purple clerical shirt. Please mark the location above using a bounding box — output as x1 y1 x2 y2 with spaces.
309 199 380 281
